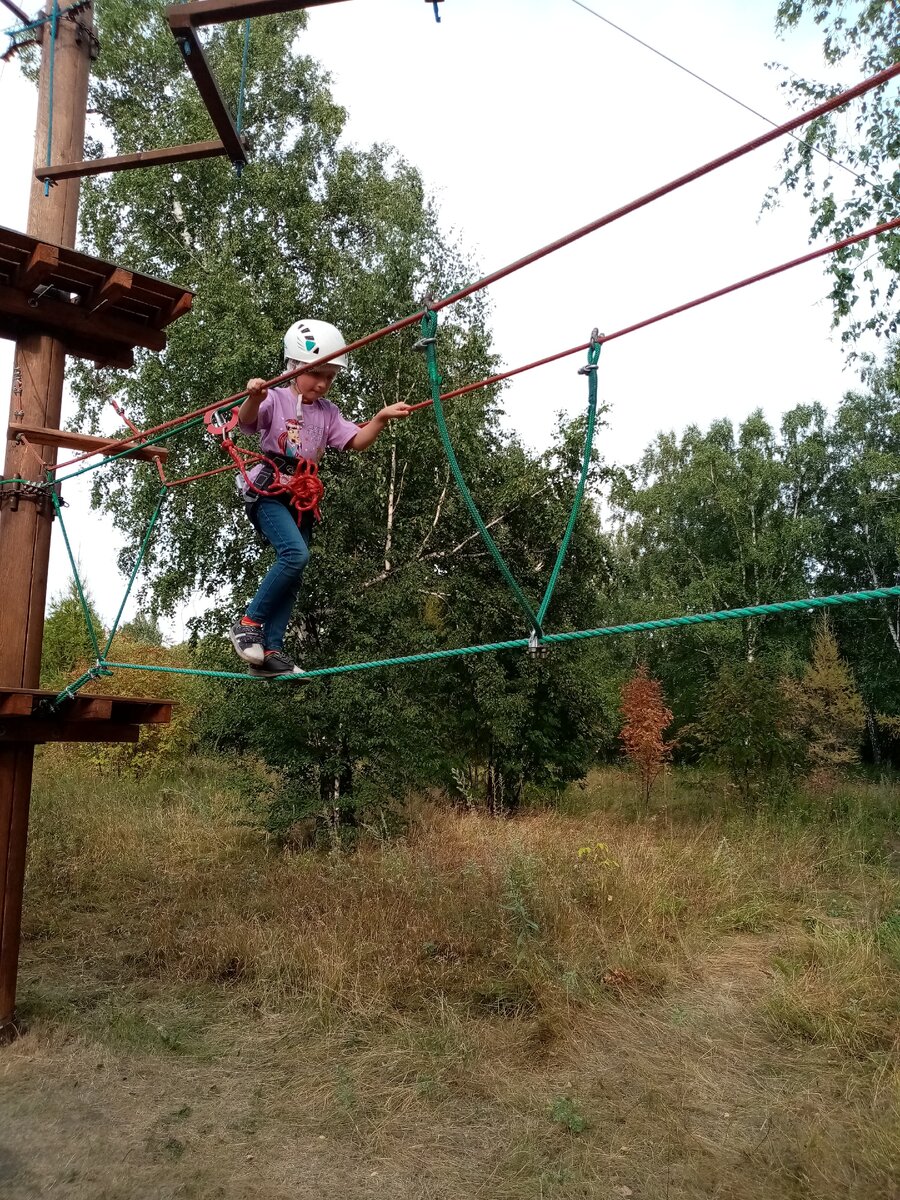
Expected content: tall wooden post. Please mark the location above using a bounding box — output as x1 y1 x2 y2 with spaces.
0 2 93 1038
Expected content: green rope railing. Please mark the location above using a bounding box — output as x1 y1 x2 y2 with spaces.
50 489 103 663
418 309 543 636
535 333 600 627
101 486 168 659
101 586 900 684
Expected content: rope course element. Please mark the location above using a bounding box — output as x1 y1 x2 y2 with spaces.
11 56 896 486
2 56 894 702
417 307 545 638
100 589 900 686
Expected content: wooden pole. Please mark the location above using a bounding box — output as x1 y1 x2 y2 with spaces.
0 1 93 1039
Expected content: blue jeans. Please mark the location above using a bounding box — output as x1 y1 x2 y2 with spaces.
245 499 313 652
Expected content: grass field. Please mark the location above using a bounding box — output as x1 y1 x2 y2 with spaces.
1 753 898 1199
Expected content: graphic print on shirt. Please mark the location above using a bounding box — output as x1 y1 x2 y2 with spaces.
278 419 302 460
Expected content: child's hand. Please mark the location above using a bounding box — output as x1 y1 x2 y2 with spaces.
378 403 412 423
247 378 268 402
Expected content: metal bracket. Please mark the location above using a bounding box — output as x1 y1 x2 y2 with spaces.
527 630 549 659
0 479 62 517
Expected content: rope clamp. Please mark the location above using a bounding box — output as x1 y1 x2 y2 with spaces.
527 630 548 659
412 336 436 352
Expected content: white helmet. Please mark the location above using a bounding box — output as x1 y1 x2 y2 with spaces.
284 318 349 369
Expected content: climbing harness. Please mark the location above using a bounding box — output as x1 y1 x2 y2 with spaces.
203 407 324 521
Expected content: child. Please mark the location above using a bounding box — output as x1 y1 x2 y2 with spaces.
230 318 411 675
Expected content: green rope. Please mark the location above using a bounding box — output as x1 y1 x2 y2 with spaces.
236 18 250 134
102 486 168 659
102 586 900 684
52 662 113 709
50 489 103 663
419 309 542 636
536 333 600 627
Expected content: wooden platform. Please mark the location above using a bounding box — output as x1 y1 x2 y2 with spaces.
0 227 193 368
0 688 173 744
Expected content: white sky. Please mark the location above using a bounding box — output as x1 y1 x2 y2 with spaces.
0 0 887 634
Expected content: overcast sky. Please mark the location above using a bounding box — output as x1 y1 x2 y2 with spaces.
0 0 886 634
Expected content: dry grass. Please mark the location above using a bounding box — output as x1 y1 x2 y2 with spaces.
1 754 898 1198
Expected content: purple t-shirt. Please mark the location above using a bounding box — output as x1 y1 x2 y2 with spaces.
236 386 359 496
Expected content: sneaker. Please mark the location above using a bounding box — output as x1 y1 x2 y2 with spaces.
229 617 265 666
249 649 304 678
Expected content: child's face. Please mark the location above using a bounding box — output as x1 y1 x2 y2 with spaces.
292 364 340 403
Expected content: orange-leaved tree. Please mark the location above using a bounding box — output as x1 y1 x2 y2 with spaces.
620 665 676 803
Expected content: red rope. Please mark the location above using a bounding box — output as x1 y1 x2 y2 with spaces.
221 438 325 521
411 214 900 409
47 60 900 475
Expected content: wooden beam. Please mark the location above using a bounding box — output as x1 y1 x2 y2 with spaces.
7 424 169 464
90 267 133 314
161 291 194 328
15 244 59 295
0 721 141 744
0 1 32 25
39 139 231 182
107 701 173 725
167 0 350 24
166 12 247 165
0 283 167 352
0 696 32 718
64 698 114 721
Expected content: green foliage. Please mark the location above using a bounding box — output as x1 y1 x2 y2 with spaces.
609 406 828 721
769 2 900 343
548 1095 588 1134
695 660 801 805
40 579 105 689
119 611 164 646
783 618 866 775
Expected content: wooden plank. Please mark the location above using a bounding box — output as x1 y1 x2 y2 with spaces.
108 701 173 726
68 698 114 721
0 687 174 707
7 424 169 464
167 0 350 24
16 244 59 295
0 283 167 352
0 721 141 744
39 139 231 182
166 15 247 165
90 268 134 314
0 696 32 718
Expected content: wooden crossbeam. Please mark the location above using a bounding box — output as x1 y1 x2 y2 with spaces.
162 291 194 328
0 283 167 353
0 721 141 744
16 244 59 296
168 0 350 24
90 268 133 314
38 139 232 182
7 424 170 464
166 9 247 166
